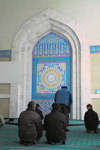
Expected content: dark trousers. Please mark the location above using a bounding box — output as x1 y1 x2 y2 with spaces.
59 104 69 128
47 138 65 145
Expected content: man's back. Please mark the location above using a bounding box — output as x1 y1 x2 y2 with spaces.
84 109 99 130
44 109 67 143
18 108 42 142
55 87 72 107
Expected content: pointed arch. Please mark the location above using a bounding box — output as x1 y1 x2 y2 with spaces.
10 8 90 120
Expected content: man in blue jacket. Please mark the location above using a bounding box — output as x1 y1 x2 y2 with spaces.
54 86 73 131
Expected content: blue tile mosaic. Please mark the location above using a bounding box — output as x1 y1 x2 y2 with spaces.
33 99 54 116
37 62 66 93
33 32 71 57
32 57 71 100
0 50 11 57
90 46 100 53
96 89 100 94
32 32 71 116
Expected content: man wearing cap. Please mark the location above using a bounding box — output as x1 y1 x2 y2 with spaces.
18 101 42 146
54 86 73 131
84 104 99 133
44 103 67 145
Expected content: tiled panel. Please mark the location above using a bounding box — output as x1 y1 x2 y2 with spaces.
33 32 71 57
32 57 71 100
33 99 54 116
90 46 100 53
37 62 66 93
0 50 11 57
32 32 71 116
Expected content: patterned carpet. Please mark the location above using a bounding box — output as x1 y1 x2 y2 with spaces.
0 120 100 150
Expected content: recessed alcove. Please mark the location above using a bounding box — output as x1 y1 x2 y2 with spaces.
10 8 90 120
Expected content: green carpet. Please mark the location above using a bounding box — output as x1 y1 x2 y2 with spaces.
0 120 100 150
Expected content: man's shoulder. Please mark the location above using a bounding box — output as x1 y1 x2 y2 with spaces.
20 109 40 116
84 111 88 115
92 109 98 115
59 112 66 118
19 110 26 115
36 108 42 113
56 89 61 93
45 112 51 117
56 88 68 93
86 109 97 115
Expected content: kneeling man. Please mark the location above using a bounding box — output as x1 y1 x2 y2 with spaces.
84 104 99 133
18 101 42 146
44 103 67 145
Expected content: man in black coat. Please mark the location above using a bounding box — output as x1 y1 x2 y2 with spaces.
35 104 43 120
84 104 99 133
44 103 67 145
18 101 42 146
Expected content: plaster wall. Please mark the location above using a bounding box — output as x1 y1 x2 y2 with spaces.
0 57 10 118
90 53 100 119
90 53 100 94
0 0 100 50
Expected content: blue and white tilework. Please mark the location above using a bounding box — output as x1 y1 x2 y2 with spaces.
90 46 100 53
33 32 70 57
32 32 71 115
0 50 11 57
33 99 54 117
37 62 66 93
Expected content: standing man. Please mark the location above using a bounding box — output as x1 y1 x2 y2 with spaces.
84 104 99 133
54 86 73 131
18 101 42 146
44 103 67 145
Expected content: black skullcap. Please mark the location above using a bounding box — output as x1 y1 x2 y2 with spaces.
52 103 60 109
61 86 68 89
27 101 36 108
36 103 40 107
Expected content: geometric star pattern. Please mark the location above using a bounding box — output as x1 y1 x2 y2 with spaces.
37 62 66 93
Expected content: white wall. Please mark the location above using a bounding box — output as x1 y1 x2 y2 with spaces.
0 0 100 50
0 62 23 83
